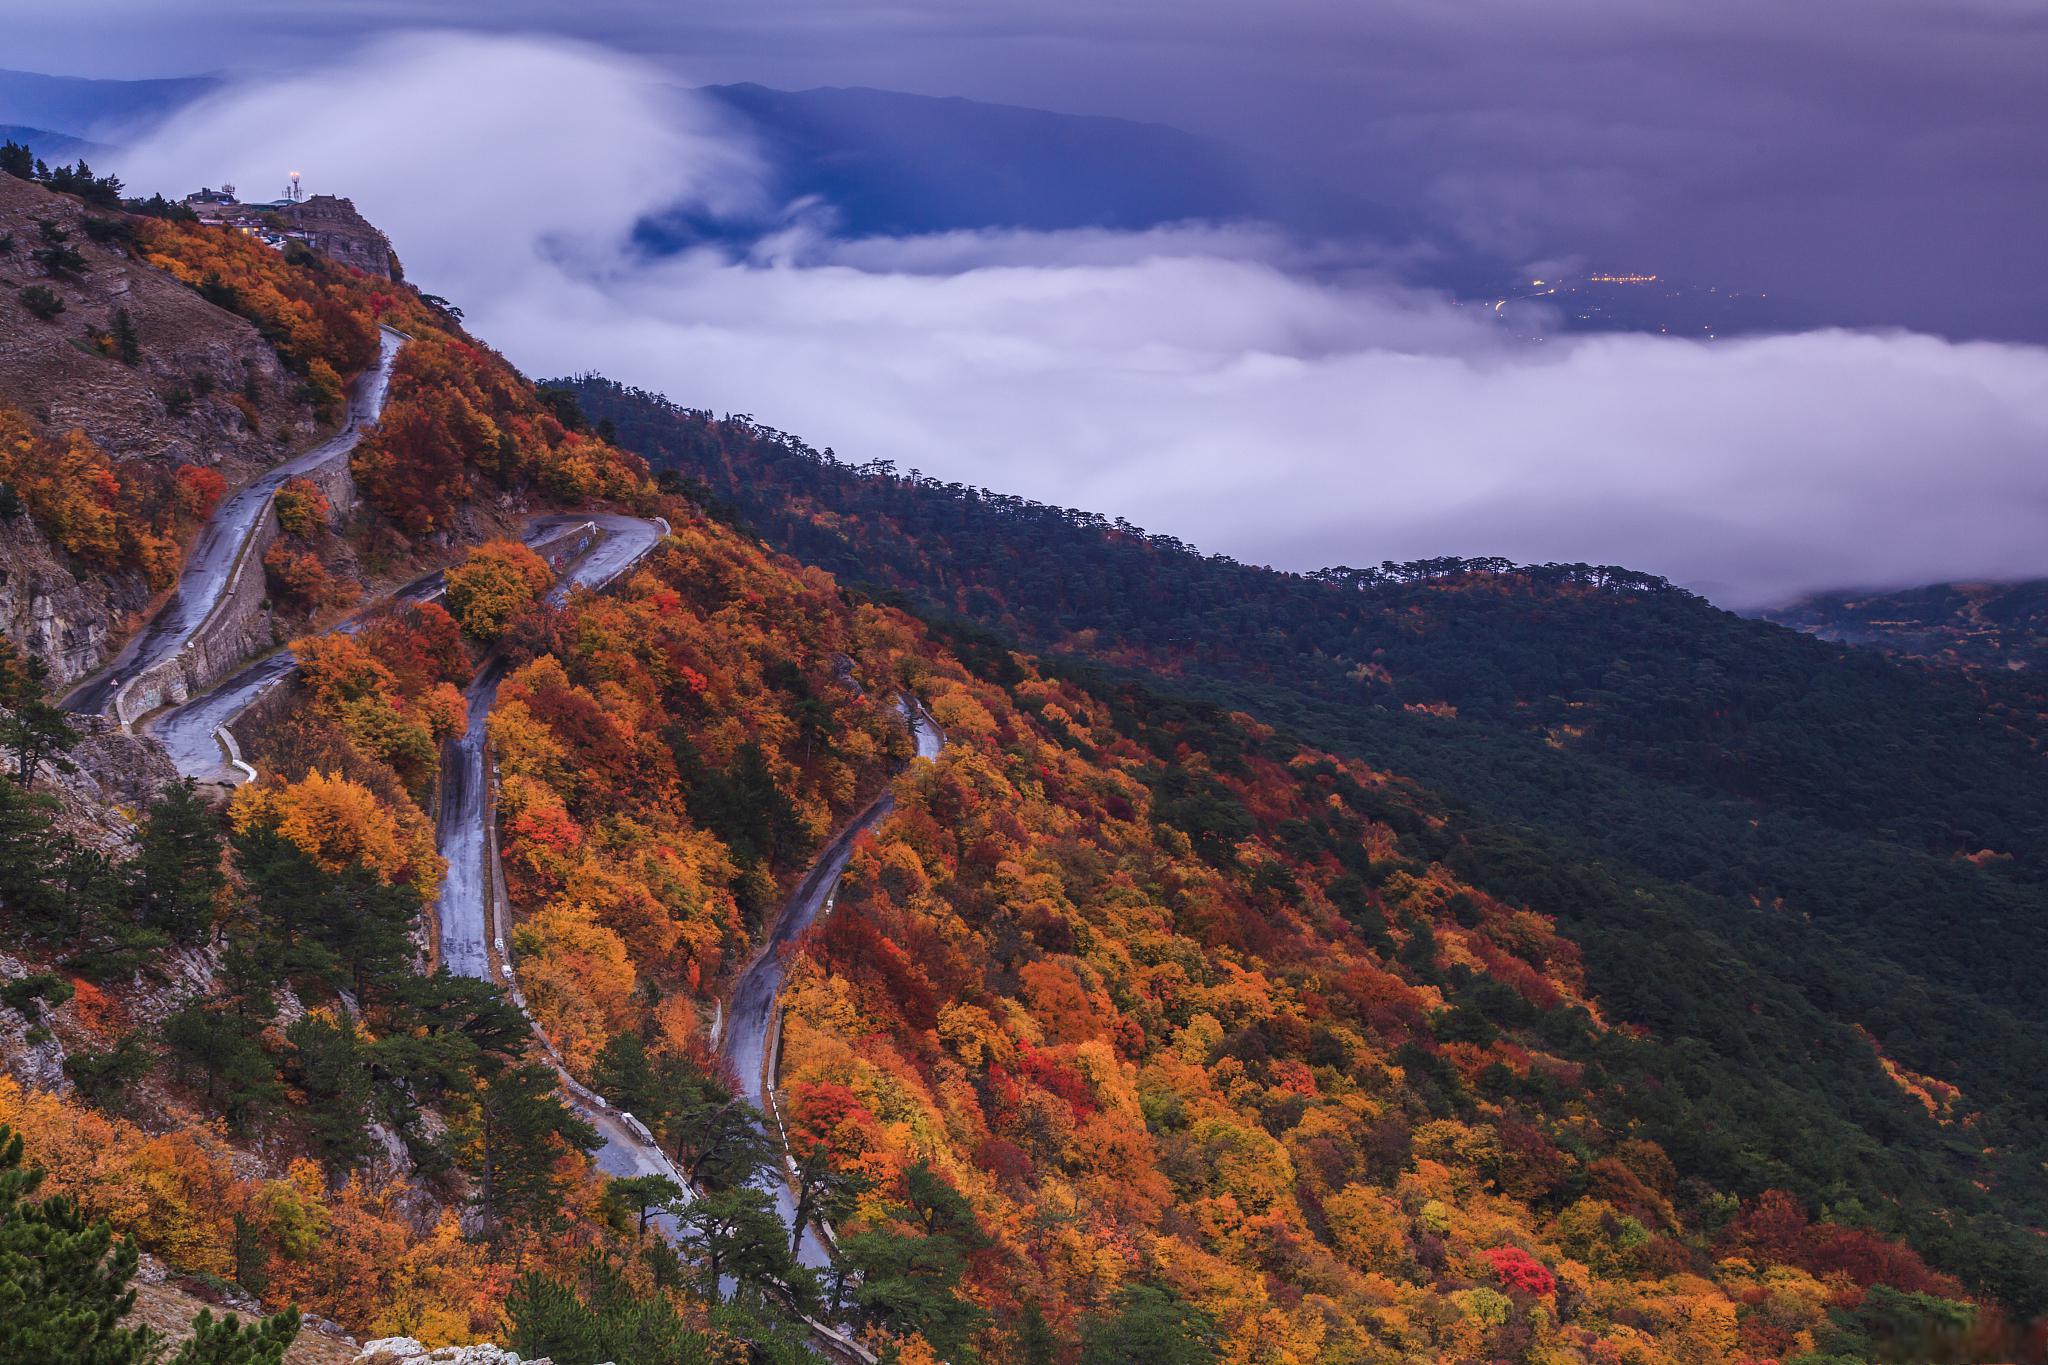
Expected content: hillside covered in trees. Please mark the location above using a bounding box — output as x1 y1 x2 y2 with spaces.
569 378 2048 1323
0 153 2038 1365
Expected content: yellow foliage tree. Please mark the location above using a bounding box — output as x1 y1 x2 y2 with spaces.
445 538 553 639
232 768 443 898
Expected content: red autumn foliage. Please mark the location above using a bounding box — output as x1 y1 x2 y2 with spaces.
1485 1245 1558 1297
172 463 227 521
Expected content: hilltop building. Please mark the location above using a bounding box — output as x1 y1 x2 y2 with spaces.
180 184 399 279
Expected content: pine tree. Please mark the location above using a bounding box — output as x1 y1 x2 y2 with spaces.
836 1222 986 1362
230 829 325 959
164 1002 283 1131
669 1096 773 1191
165 1308 299 1365
110 309 139 367
505 1274 604 1364
463 1062 598 1239
0 774 60 933
602 1173 685 1239
674 1186 807 1308
1015 1302 1060 1365
389 969 530 1082
136 779 225 946
60 836 153 971
1077 1285 1220 1365
591 1032 661 1117
283 1014 373 1174
789 1140 872 1259
508 1256 704 1365
230 1214 267 1299
835 1162 991 1360
0 1123 152 1364
312 867 418 1002
0 642 78 785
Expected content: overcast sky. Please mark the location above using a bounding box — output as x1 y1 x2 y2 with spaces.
14 0 2048 339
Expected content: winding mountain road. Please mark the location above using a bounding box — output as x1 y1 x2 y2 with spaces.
723 699 945 1267
136 507 686 1218
62 327 406 718
143 567 446 782
143 514 621 785
427 514 689 1198
99 367 921 1354
435 512 665 979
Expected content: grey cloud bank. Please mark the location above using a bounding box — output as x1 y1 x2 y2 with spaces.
118 32 2048 609
19 0 2048 341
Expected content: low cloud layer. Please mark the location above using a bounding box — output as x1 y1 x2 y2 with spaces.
122 32 2048 608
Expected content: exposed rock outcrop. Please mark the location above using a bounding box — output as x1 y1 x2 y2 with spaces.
278 195 398 280
0 514 145 685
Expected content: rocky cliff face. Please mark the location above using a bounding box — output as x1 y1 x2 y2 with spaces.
0 514 144 684
279 195 398 280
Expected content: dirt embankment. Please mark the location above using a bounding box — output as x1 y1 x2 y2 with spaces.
0 172 326 685
0 173 314 474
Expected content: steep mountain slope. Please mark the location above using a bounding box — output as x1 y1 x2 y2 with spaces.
570 377 2048 1317
0 169 347 680
0 151 2034 1365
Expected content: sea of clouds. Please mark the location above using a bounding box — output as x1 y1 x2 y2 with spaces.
118 31 2048 607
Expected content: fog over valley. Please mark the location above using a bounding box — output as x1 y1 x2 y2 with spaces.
96 31 2048 607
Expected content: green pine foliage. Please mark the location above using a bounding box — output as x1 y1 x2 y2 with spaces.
0 1125 297 1365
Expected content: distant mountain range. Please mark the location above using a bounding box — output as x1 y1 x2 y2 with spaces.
1765 579 2048 676
0 67 215 141
672 82 1491 283
0 65 1511 293
0 123 105 163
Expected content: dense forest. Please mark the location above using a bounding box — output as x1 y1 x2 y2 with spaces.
571 377 2048 1320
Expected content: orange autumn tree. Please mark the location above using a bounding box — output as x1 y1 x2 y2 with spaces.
273 476 332 536
294 621 468 793
350 333 651 537
446 538 553 639
173 463 228 521
0 405 178 585
231 767 443 899
0 1076 601 1344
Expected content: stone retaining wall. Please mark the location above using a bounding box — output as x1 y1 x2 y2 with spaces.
111 506 283 728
